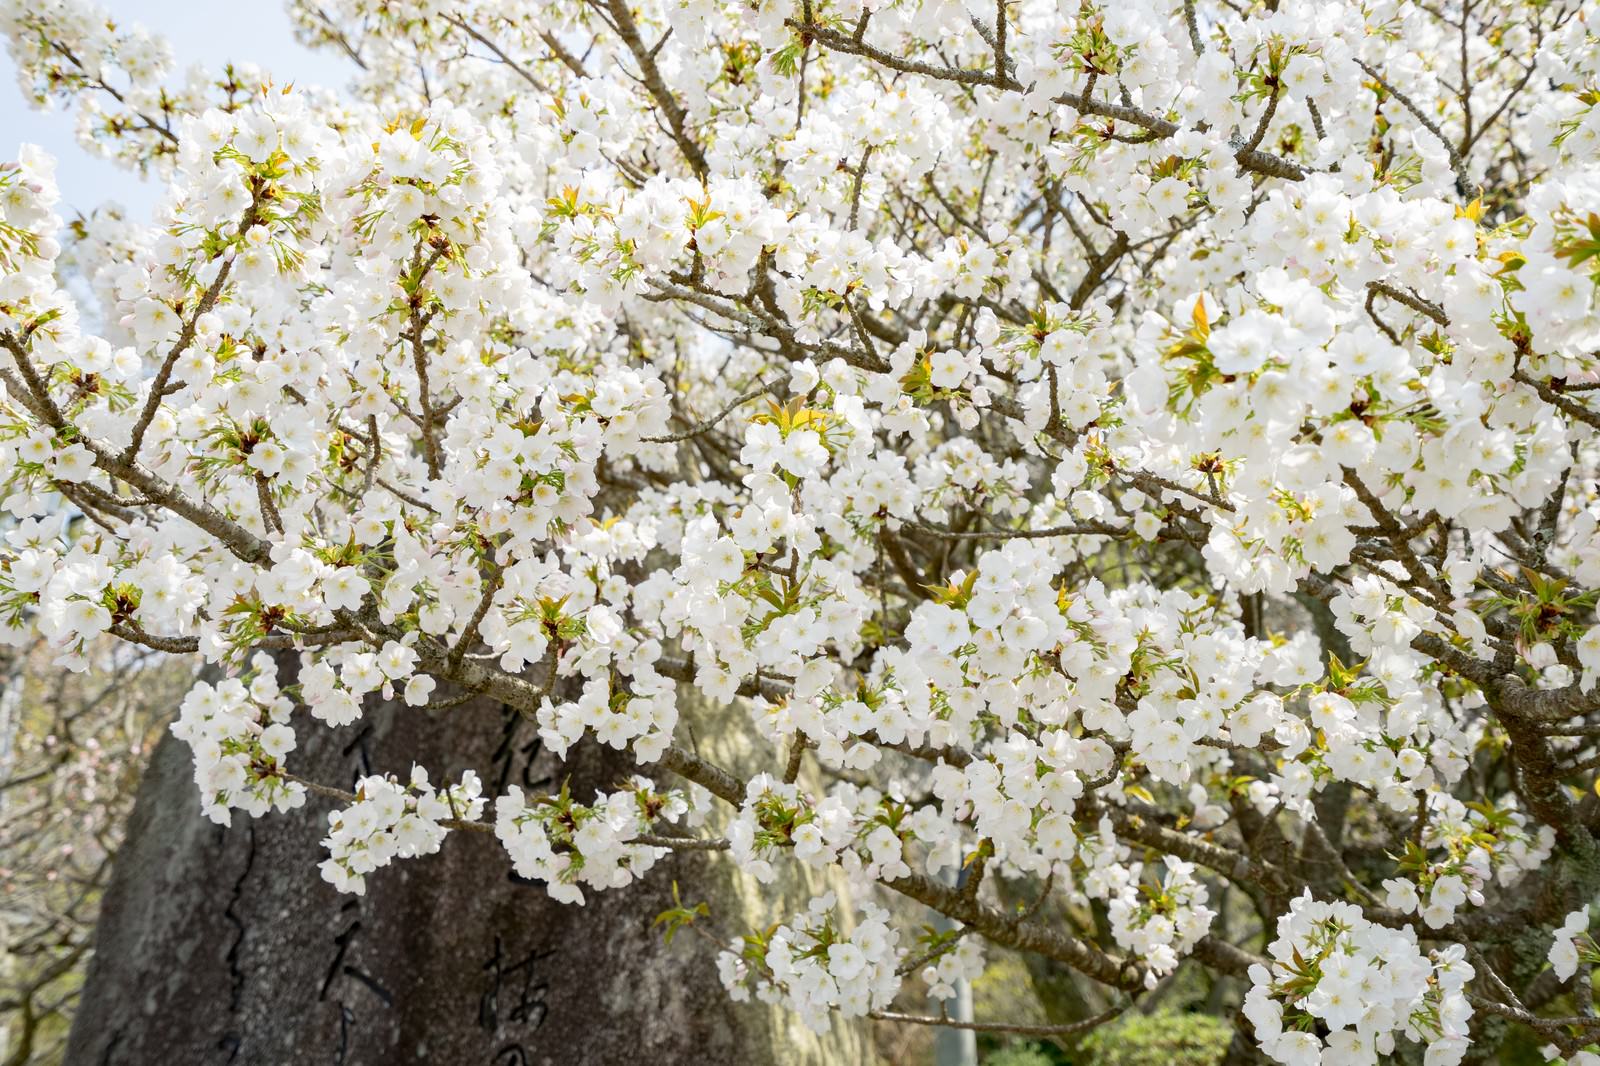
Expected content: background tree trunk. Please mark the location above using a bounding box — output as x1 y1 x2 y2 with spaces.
66 669 877 1065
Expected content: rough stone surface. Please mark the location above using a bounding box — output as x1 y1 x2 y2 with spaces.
67 675 876 1065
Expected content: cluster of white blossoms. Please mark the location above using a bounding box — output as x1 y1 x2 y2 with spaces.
1245 893 1475 1066
1550 909 1596 983
1382 793 1556 930
725 774 858 884
494 778 686 905
717 894 901 1032
8 0 1600 1054
918 934 986 1004
319 765 486 895
169 652 305 825
1105 859 1217 985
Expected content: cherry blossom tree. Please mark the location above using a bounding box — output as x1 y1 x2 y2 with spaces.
4 0 1600 1060
0 638 187 1064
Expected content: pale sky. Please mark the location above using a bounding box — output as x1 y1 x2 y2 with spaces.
0 0 352 218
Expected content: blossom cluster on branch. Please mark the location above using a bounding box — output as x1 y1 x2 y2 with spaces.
5 0 1600 1057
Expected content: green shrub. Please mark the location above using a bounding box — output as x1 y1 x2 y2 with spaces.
984 1044 1059 1066
1077 1010 1231 1066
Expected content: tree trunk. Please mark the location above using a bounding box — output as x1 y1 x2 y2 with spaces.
66 672 875 1065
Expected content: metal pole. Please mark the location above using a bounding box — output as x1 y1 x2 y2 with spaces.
933 864 977 1066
